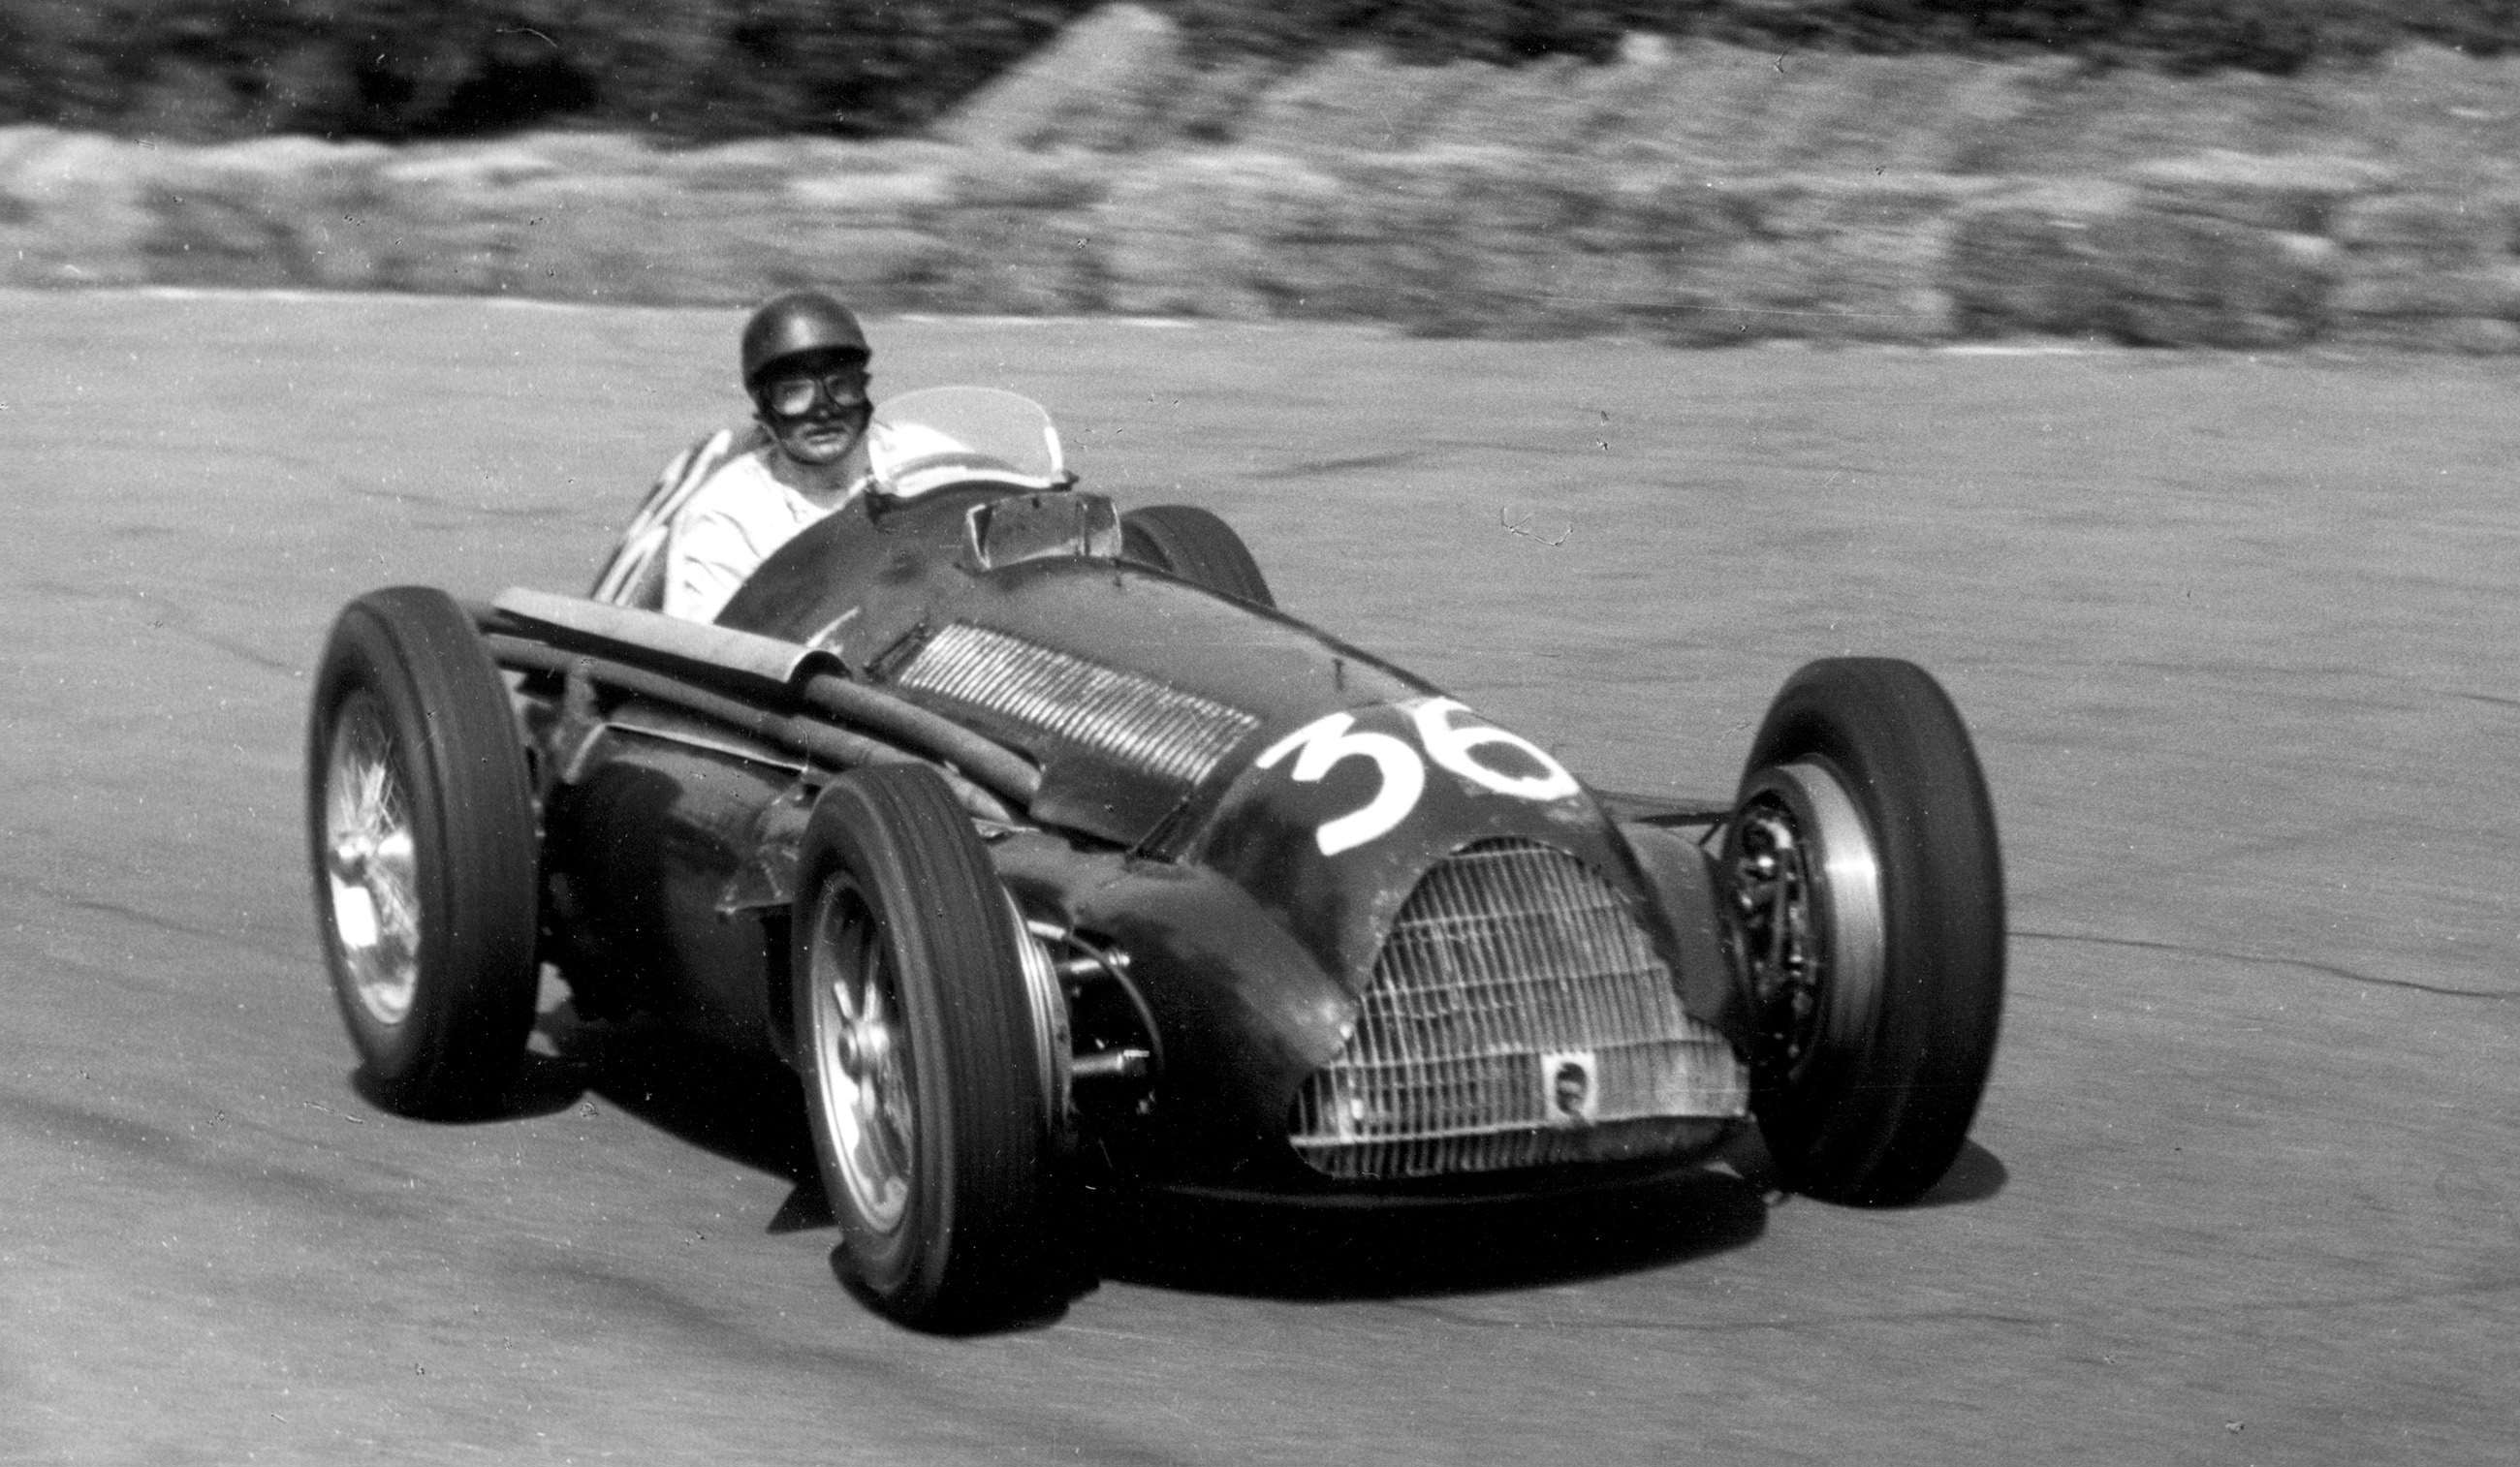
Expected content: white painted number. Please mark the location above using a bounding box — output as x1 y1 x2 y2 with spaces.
1255 713 1426 856
1257 700 1581 855
1409 698 1582 801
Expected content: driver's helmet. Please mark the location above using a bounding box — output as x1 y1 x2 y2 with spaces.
740 290 871 421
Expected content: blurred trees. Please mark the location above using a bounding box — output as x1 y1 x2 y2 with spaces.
1165 0 2517 69
0 0 1100 140
4 0 2516 141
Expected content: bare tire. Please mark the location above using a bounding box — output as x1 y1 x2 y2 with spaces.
306 586 541 1119
1120 504 1275 608
792 764 1068 1330
1726 657 2004 1205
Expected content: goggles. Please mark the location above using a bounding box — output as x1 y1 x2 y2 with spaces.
758 367 870 421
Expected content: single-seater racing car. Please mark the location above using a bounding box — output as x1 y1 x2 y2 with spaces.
304 388 2005 1330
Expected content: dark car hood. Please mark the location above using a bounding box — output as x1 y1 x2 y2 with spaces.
716 487 1674 997
719 487 1436 845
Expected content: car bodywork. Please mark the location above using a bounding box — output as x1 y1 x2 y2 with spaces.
492 476 1752 1200
312 388 2002 1327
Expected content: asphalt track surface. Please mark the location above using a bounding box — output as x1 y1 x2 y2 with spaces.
4 292 2515 1465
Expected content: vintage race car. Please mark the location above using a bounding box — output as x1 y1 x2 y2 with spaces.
305 388 2004 1331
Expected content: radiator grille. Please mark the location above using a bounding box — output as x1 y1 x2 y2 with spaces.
1290 839 1746 1181
895 623 1259 788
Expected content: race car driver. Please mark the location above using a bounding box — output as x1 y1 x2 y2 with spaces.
607 289 876 622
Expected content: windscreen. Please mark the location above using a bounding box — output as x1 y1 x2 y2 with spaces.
865 387 1065 499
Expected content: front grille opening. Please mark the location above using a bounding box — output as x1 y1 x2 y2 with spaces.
1290 839 1745 1181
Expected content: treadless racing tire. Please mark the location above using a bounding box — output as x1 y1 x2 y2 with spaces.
1120 504 1276 608
1726 657 2004 1205
792 764 1068 1331
306 586 542 1119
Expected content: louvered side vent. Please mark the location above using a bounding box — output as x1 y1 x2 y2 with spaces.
1290 839 1747 1181
895 623 1259 788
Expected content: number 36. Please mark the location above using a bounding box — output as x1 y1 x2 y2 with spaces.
1254 698 1581 856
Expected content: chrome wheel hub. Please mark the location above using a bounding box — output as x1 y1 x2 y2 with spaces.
322 692 422 1026
1730 760 1886 1083
808 886 915 1234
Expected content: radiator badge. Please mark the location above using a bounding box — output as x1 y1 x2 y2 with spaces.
1541 1050 1599 1126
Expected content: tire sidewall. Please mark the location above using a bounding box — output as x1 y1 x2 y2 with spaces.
789 765 1057 1327
305 588 540 1116
309 605 457 1082
1737 658 2004 1202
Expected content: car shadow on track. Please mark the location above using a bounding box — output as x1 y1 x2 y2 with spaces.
1088 1127 1786 1303
511 1001 2006 1313
1914 1139 2009 1206
1096 1130 2008 1303
1087 1170 1770 1303
515 1001 835 1229
518 1005 1770 1303
1720 1128 2011 1209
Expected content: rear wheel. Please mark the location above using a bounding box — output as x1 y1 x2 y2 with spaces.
1726 657 2003 1205
306 586 541 1119
792 764 1069 1330
1120 504 1275 608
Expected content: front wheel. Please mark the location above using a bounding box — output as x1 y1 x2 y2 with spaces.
305 586 542 1119
792 764 1070 1331
1726 657 2004 1205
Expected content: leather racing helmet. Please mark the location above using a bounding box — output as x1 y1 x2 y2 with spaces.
740 290 870 391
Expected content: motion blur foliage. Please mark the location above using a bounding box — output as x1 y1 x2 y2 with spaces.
5 0 2519 140
0 0 1100 141
551 0 1105 140
1160 0 1657 64
1167 0 2504 71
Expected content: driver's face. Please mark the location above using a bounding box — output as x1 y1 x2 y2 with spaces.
770 404 866 466
757 360 870 468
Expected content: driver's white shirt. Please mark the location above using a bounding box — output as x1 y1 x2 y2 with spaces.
663 428 865 622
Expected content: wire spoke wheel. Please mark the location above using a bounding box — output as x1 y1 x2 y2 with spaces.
322 691 424 1027
304 586 540 1119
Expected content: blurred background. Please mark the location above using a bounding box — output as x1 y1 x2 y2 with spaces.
5 0 2520 347
7 0 2516 142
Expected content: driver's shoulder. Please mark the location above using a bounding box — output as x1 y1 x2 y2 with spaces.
664 424 776 503
678 422 773 479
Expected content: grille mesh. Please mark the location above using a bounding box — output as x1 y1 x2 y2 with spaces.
1290 839 1746 1181
896 623 1259 788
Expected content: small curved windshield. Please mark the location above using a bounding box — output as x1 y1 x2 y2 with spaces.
865 387 1065 499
